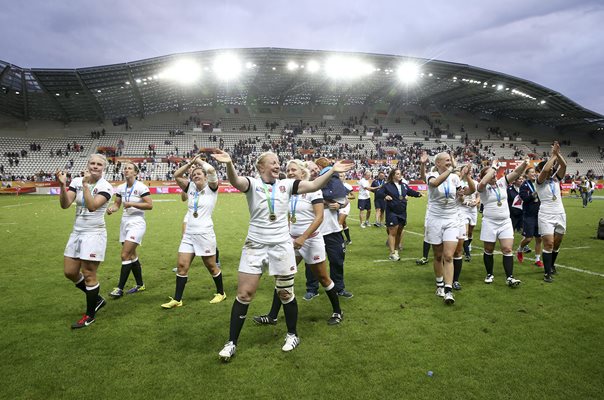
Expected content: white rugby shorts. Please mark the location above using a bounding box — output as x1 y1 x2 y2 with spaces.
538 212 567 236
238 240 297 276
425 216 460 245
480 218 514 243
292 234 326 265
178 232 217 257
64 231 107 262
119 219 146 245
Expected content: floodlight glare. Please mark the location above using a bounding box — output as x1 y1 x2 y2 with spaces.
163 59 202 84
213 54 242 81
397 62 421 84
497 84 504 90
245 62 254 69
287 61 299 71
325 57 373 79
307 60 320 73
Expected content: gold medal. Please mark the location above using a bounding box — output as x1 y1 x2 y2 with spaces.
269 214 277 221
552 195 557 201
497 201 502 207
399 195 403 200
193 212 198 218
291 216 297 223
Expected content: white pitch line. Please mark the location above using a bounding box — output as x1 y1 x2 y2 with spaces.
0 222 17 225
373 257 418 263
2 202 32 208
404 229 602 278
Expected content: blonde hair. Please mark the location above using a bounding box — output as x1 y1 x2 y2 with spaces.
88 153 107 167
255 151 278 172
286 159 310 181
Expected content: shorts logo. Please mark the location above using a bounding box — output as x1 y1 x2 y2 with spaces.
280 185 286 193
313 255 320 261
205 250 211 253
89 253 96 258
290 266 296 271
130 236 136 240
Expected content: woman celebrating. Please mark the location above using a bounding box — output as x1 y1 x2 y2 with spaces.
378 168 422 261
424 152 462 305
57 154 113 328
212 150 352 361
451 166 476 290
535 142 567 282
253 159 343 326
107 162 153 298
477 157 530 287
161 154 226 309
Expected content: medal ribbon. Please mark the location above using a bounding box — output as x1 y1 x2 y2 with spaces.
193 183 201 215
549 179 557 199
443 177 450 201
490 184 501 204
262 181 276 217
125 180 136 202
527 180 535 194
290 195 299 221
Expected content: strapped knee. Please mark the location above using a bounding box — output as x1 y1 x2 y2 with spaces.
275 274 295 304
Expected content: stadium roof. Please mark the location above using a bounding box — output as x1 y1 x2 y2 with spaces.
1 47 602 133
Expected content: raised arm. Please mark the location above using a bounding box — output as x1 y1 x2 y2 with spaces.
460 164 475 195
211 149 249 192
428 167 454 188
297 160 354 194
56 170 75 209
552 143 566 179
198 159 219 191
478 160 498 192
505 157 530 184
537 144 559 185
81 171 109 212
174 156 198 191
419 151 429 183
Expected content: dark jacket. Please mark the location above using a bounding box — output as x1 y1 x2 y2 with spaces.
519 180 540 216
377 181 421 216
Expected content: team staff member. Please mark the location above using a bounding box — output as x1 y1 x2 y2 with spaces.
253 159 343 325
56 154 113 329
517 166 543 267
107 162 153 298
507 176 524 234
357 171 372 227
371 171 386 226
161 155 225 308
535 142 567 282
304 160 354 300
212 151 352 361
477 158 529 287
378 168 422 261
425 152 462 305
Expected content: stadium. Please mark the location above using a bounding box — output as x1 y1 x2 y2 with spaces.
1 46 603 399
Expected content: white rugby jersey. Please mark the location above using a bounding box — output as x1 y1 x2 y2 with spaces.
289 190 323 237
426 171 461 219
245 177 299 245
536 176 565 215
480 176 510 221
358 178 371 200
69 176 113 233
115 180 150 220
184 181 218 235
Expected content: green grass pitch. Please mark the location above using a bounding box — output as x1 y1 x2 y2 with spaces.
0 192 602 399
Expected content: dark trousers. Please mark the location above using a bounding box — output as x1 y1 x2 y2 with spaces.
306 231 346 294
581 191 589 207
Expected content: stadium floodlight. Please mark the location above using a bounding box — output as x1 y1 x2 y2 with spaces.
163 59 202 84
325 56 373 79
287 61 299 71
540 100 546 104
497 84 504 91
397 62 421 84
307 60 320 73
245 62 254 69
213 54 242 81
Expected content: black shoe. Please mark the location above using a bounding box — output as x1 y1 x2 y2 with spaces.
464 254 471 262
327 312 343 325
551 267 557 275
337 290 354 299
543 274 554 283
95 296 106 313
71 314 95 329
452 281 462 290
253 314 278 325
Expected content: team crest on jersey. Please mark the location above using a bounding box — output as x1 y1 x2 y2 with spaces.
134 190 138 195
93 189 98 194
280 185 286 193
301 194 307 199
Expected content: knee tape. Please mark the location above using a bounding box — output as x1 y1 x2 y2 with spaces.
275 274 295 303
